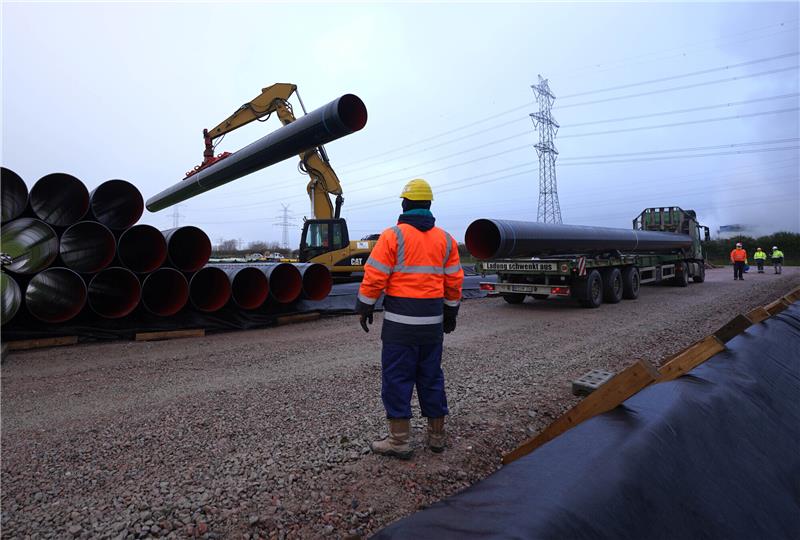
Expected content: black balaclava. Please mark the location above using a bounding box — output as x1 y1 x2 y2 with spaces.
402 198 432 212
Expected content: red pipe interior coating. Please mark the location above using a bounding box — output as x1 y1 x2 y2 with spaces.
230 267 269 310
118 225 168 273
141 268 189 316
189 267 231 312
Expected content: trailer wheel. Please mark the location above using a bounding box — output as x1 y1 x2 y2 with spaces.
576 270 603 308
672 263 689 287
502 293 526 304
621 266 640 300
693 264 706 283
601 268 623 304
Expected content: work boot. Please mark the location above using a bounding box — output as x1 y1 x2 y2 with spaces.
371 419 413 459
427 417 446 453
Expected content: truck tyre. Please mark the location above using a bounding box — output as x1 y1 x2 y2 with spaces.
601 268 623 304
502 293 526 304
672 263 689 287
693 264 706 283
621 266 640 300
576 270 603 308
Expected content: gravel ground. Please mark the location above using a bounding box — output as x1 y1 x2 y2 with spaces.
2 267 799 539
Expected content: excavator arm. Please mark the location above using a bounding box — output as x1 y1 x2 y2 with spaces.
188 82 344 220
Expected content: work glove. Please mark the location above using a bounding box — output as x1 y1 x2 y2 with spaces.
355 299 375 333
443 304 459 334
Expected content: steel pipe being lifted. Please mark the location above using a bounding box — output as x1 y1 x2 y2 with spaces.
1 272 22 325
1 167 29 223
146 94 368 211
88 267 141 319
188 267 232 312
465 219 693 260
212 265 270 310
1 218 59 274
60 221 116 273
162 226 211 272
89 179 144 230
25 267 87 323
30 173 89 227
117 224 168 273
293 263 333 301
141 268 189 316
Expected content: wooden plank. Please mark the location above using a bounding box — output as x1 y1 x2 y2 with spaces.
785 286 800 303
276 312 320 326
745 306 771 324
713 314 752 344
6 335 78 351
135 329 205 342
657 335 725 382
764 299 789 316
502 359 659 465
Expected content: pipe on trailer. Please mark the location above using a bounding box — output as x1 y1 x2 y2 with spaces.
1 272 22 325
87 267 141 319
141 268 189 316
29 173 89 227
188 266 231 312
146 94 368 211
89 179 144 230
0 218 59 274
465 219 693 260
293 263 333 301
1 167 29 223
117 224 168 273
162 226 211 272
59 221 116 273
25 267 87 323
213 265 270 310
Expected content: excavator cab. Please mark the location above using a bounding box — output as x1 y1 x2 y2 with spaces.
299 219 350 262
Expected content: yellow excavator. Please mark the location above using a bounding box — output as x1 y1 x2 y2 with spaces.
187 83 377 275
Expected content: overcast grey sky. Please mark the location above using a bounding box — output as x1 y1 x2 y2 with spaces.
2 1 798 248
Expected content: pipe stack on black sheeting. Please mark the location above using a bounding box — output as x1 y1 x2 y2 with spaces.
465 218 693 259
1 166 334 334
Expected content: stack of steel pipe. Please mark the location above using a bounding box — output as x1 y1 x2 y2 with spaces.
1 166 334 330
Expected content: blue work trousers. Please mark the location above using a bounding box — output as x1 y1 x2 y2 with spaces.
381 342 448 419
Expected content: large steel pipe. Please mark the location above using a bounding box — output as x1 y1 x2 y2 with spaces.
60 221 116 273
211 265 269 309
294 263 333 301
88 267 141 319
89 179 144 230
1 218 59 274
25 267 87 323
260 263 302 304
117 224 168 273
188 267 231 312
465 219 693 259
146 94 368 211
141 268 189 316
1 272 22 325
1 167 29 223
30 173 89 227
162 226 211 272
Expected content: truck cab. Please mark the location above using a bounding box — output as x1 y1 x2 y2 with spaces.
633 207 710 262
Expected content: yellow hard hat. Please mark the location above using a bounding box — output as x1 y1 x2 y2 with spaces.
400 178 434 201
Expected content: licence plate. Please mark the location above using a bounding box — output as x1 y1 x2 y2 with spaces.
510 284 537 293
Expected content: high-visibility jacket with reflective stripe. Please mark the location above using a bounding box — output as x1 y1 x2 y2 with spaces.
771 250 784 261
358 222 464 344
753 251 767 260
730 248 747 262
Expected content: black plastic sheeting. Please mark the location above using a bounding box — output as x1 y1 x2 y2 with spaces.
2 274 491 341
374 301 800 540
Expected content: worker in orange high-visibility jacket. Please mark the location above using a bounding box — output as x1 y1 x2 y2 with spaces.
356 178 464 459
730 242 748 281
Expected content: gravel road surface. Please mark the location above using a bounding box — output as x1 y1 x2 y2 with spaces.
2 267 798 539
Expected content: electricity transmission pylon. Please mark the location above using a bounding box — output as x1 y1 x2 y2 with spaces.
170 204 184 228
530 75 562 224
272 204 297 249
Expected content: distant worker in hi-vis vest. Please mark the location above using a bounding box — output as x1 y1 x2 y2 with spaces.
355 179 464 459
771 246 784 274
730 242 747 281
753 247 767 273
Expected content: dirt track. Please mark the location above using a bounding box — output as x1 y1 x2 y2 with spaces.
2 267 799 539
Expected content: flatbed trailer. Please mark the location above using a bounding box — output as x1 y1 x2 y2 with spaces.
476 207 710 308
